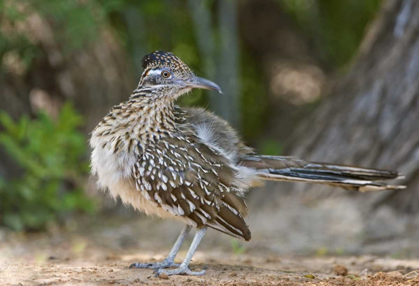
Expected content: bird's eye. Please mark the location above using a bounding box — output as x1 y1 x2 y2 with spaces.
161 71 171 78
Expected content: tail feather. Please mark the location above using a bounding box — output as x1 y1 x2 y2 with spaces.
239 155 405 192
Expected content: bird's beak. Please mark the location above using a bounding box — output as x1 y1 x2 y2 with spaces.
186 76 223 94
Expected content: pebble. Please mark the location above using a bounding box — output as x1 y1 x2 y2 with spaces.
333 265 348 276
159 273 169 280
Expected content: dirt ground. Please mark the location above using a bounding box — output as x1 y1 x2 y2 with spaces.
1 216 419 286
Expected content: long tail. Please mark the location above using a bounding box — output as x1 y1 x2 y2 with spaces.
239 155 405 191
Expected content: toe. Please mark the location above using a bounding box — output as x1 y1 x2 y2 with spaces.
129 263 138 269
154 266 205 277
185 268 206 276
129 262 153 269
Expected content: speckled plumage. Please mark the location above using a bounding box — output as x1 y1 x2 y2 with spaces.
90 51 404 276
91 51 255 240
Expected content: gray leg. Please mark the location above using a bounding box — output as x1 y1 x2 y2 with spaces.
154 227 207 276
130 225 192 269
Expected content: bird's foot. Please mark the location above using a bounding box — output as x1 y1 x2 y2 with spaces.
153 264 206 277
129 258 179 269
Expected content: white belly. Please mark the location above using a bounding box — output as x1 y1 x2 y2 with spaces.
90 137 136 190
90 135 191 223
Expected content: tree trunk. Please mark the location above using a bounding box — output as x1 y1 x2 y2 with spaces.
282 0 419 212
246 0 419 255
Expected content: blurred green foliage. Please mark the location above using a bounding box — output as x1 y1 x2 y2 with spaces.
241 50 267 140
260 140 283 156
0 1 38 71
32 0 105 51
281 0 382 68
0 104 95 231
0 0 109 71
231 239 247 255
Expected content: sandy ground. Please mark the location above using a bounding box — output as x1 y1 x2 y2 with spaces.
1 216 419 286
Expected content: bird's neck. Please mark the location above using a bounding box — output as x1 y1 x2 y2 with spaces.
91 90 185 155
127 95 178 139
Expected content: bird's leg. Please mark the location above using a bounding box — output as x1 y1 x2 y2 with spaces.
129 225 192 269
154 227 207 276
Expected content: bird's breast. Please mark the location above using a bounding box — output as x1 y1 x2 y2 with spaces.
90 119 180 192
90 130 138 191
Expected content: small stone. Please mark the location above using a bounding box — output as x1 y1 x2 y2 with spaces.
159 273 169 279
265 257 281 263
334 265 348 276
359 268 368 276
386 271 402 277
373 272 386 278
243 258 252 264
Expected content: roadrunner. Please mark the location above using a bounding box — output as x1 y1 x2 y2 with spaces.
90 50 404 276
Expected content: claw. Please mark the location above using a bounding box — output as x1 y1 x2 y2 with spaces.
154 265 206 277
129 263 151 269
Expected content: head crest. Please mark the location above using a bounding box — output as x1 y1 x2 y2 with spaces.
141 50 194 78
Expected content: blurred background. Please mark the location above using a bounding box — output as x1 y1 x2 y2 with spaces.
1 0 418 259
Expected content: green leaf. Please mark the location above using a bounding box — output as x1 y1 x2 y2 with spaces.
0 103 95 231
3 213 24 231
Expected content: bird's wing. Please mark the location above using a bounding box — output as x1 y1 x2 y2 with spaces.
180 107 254 161
132 132 251 241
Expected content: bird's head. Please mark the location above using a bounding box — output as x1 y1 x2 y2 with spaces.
136 50 222 100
